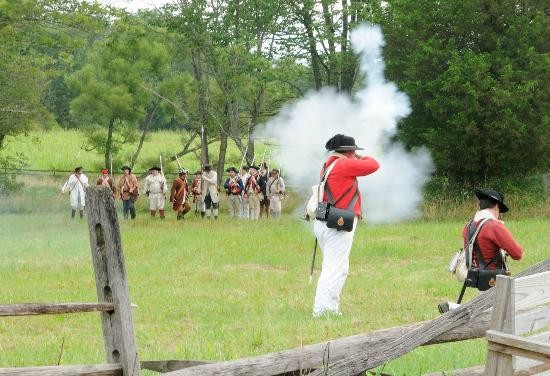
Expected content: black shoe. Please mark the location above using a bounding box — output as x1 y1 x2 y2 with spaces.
438 302 450 314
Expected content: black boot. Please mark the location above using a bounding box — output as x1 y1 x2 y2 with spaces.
79 210 84 219
201 211 205 218
71 209 76 219
130 207 136 220
177 214 182 220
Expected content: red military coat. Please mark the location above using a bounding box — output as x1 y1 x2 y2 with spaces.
322 154 380 216
462 219 523 269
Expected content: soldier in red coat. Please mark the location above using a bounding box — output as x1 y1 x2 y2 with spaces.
439 189 524 313
313 134 380 317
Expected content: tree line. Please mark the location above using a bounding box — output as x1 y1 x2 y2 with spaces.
1 0 548 188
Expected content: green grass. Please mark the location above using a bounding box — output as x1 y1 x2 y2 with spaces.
0 187 548 374
1 129 270 174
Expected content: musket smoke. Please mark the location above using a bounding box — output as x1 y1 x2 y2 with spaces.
258 24 433 224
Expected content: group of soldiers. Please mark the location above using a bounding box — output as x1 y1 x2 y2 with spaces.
61 162 286 221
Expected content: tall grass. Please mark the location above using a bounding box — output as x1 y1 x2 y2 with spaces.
1 129 271 174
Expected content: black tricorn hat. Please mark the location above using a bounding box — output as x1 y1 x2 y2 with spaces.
475 189 509 213
325 134 364 152
249 165 260 170
178 169 188 175
149 166 161 171
226 167 238 173
121 165 132 172
74 166 83 173
203 164 212 171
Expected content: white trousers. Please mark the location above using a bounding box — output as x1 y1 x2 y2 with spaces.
227 195 241 218
148 193 165 210
249 194 261 220
313 218 357 316
240 197 249 219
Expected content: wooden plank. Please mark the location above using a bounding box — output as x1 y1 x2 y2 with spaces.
0 364 122 376
0 303 115 316
485 275 515 376
487 330 550 362
515 271 550 311
515 362 550 376
141 360 211 373
423 365 485 376
85 186 141 376
164 259 550 376
516 306 550 335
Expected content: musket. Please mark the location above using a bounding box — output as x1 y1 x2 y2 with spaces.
309 238 318 284
60 148 82 197
109 151 113 181
159 155 164 177
174 154 184 171
239 143 249 170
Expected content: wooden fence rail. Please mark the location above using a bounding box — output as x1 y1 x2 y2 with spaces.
0 303 116 316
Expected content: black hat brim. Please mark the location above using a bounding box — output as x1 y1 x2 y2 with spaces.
121 166 131 171
149 167 162 171
333 145 364 151
475 190 509 213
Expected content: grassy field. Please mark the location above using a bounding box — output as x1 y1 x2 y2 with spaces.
0 180 548 375
1 129 270 174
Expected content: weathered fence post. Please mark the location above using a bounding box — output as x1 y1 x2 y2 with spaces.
86 186 141 376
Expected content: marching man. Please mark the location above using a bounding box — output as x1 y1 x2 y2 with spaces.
266 169 285 219
191 170 205 217
170 169 190 220
223 167 244 218
144 166 167 219
201 165 219 220
244 165 262 220
96 168 116 197
118 166 139 220
61 166 89 219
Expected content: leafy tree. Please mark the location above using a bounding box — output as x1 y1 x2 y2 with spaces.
68 19 170 168
381 0 549 184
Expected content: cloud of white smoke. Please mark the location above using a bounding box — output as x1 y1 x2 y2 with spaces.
258 24 433 224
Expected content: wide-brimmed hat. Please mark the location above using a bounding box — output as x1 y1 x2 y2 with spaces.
149 166 161 171
475 189 509 213
325 134 364 152
226 167 238 173
121 165 132 172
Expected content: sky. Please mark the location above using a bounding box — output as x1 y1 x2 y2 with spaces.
99 0 174 12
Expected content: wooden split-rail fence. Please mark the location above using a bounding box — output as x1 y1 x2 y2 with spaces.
1 186 549 375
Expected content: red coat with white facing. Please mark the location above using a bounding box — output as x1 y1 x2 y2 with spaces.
322 154 380 217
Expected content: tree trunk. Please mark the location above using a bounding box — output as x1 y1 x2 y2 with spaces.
321 0 336 87
302 8 323 90
340 0 356 93
192 50 209 166
130 103 159 168
217 131 228 186
105 117 114 169
248 85 264 164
